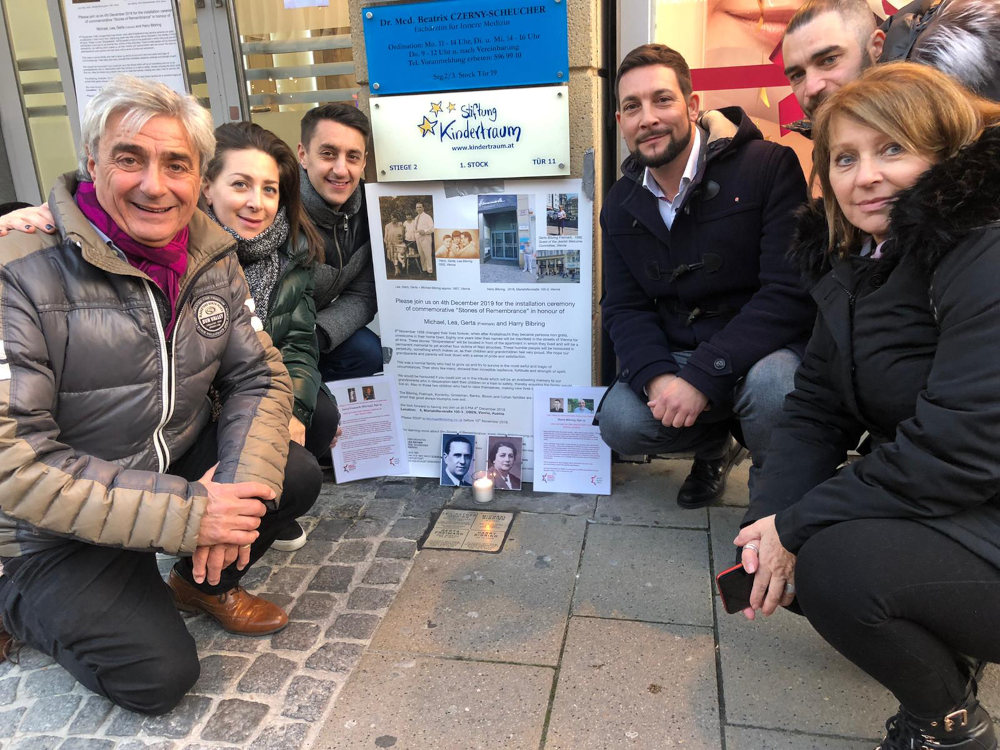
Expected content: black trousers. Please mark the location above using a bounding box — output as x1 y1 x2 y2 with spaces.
0 426 320 714
795 518 1000 717
303 387 340 462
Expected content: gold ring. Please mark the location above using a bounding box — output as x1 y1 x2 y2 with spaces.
241 544 252 550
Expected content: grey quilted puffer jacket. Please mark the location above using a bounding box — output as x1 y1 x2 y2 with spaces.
0 173 292 558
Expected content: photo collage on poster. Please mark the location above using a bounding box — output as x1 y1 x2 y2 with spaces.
376 191 584 286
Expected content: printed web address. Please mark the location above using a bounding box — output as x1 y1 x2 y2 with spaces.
450 143 516 151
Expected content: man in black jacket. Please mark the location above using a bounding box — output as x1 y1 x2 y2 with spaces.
598 44 813 508
297 104 382 382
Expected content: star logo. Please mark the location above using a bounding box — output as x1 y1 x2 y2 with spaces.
447 102 456 112
430 101 442 113
418 115 436 137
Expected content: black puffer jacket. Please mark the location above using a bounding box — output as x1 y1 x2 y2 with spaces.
745 127 1000 569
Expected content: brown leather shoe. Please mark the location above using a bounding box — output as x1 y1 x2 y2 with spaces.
167 570 288 636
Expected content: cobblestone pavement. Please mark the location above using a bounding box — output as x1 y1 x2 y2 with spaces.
0 475 455 750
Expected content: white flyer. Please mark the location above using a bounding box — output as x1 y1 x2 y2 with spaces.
327 374 410 483
63 0 187 122
532 385 611 495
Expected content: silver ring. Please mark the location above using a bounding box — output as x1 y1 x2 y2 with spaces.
784 583 795 595
743 543 759 554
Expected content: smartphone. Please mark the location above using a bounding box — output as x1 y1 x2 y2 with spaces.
716 562 754 614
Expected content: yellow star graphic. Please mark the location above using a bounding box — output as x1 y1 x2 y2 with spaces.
447 102 456 112
418 115 436 136
430 101 442 113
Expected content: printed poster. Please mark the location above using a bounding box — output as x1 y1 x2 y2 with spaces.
366 178 591 481
63 0 187 121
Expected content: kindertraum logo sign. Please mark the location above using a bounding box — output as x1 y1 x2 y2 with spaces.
371 86 569 182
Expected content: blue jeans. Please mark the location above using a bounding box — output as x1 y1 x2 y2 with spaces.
318 327 383 382
598 348 800 481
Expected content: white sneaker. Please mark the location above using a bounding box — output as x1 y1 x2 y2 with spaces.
271 521 308 552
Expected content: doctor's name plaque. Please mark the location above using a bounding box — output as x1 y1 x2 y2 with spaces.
370 85 569 182
362 0 568 95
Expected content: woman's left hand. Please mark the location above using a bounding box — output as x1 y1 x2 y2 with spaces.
734 514 797 618
289 416 306 446
0 204 55 236
330 424 343 449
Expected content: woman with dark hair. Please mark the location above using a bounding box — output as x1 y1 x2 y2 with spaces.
487 439 521 490
201 121 339 551
736 63 1000 749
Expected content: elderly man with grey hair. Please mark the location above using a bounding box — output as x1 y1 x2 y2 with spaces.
0 75 319 714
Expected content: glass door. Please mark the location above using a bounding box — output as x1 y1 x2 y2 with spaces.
230 0 359 150
0 0 361 200
0 0 77 201
492 230 518 261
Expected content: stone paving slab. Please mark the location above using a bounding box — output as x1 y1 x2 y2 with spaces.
572 524 713 626
716 592 895 742
594 460 750 531
0 477 425 750
313 653 553 749
710 506 1000 735
545 616 720 749
708 506 746 578
708 506 894 740
725 725 874 749
369 512 586 665
596 460 709 529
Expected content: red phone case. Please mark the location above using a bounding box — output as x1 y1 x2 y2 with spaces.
716 562 754 614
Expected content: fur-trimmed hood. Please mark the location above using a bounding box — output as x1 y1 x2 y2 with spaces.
791 125 1000 282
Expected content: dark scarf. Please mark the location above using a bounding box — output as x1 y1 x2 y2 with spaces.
299 165 362 230
74 180 188 337
206 205 288 323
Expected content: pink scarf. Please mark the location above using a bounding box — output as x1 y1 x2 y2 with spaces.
75 181 189 337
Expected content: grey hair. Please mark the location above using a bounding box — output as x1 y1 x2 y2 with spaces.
78 74 215 177
910 0 1000 100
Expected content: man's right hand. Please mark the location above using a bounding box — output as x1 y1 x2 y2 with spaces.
646 373 709 428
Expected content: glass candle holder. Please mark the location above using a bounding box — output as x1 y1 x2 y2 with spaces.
472 471 493 504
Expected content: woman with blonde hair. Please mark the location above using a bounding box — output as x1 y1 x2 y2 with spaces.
737 63 1000 749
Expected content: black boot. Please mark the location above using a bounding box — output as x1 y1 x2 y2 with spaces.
676 439 747 509
877 697 997 749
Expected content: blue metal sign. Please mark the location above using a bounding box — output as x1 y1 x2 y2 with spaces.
362 0 568 95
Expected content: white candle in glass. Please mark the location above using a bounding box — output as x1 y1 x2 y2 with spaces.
473 475 493 504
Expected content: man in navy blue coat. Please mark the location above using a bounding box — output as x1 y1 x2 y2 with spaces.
597 44 814 508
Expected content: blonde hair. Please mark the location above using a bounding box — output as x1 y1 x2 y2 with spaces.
811 62 1000 255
